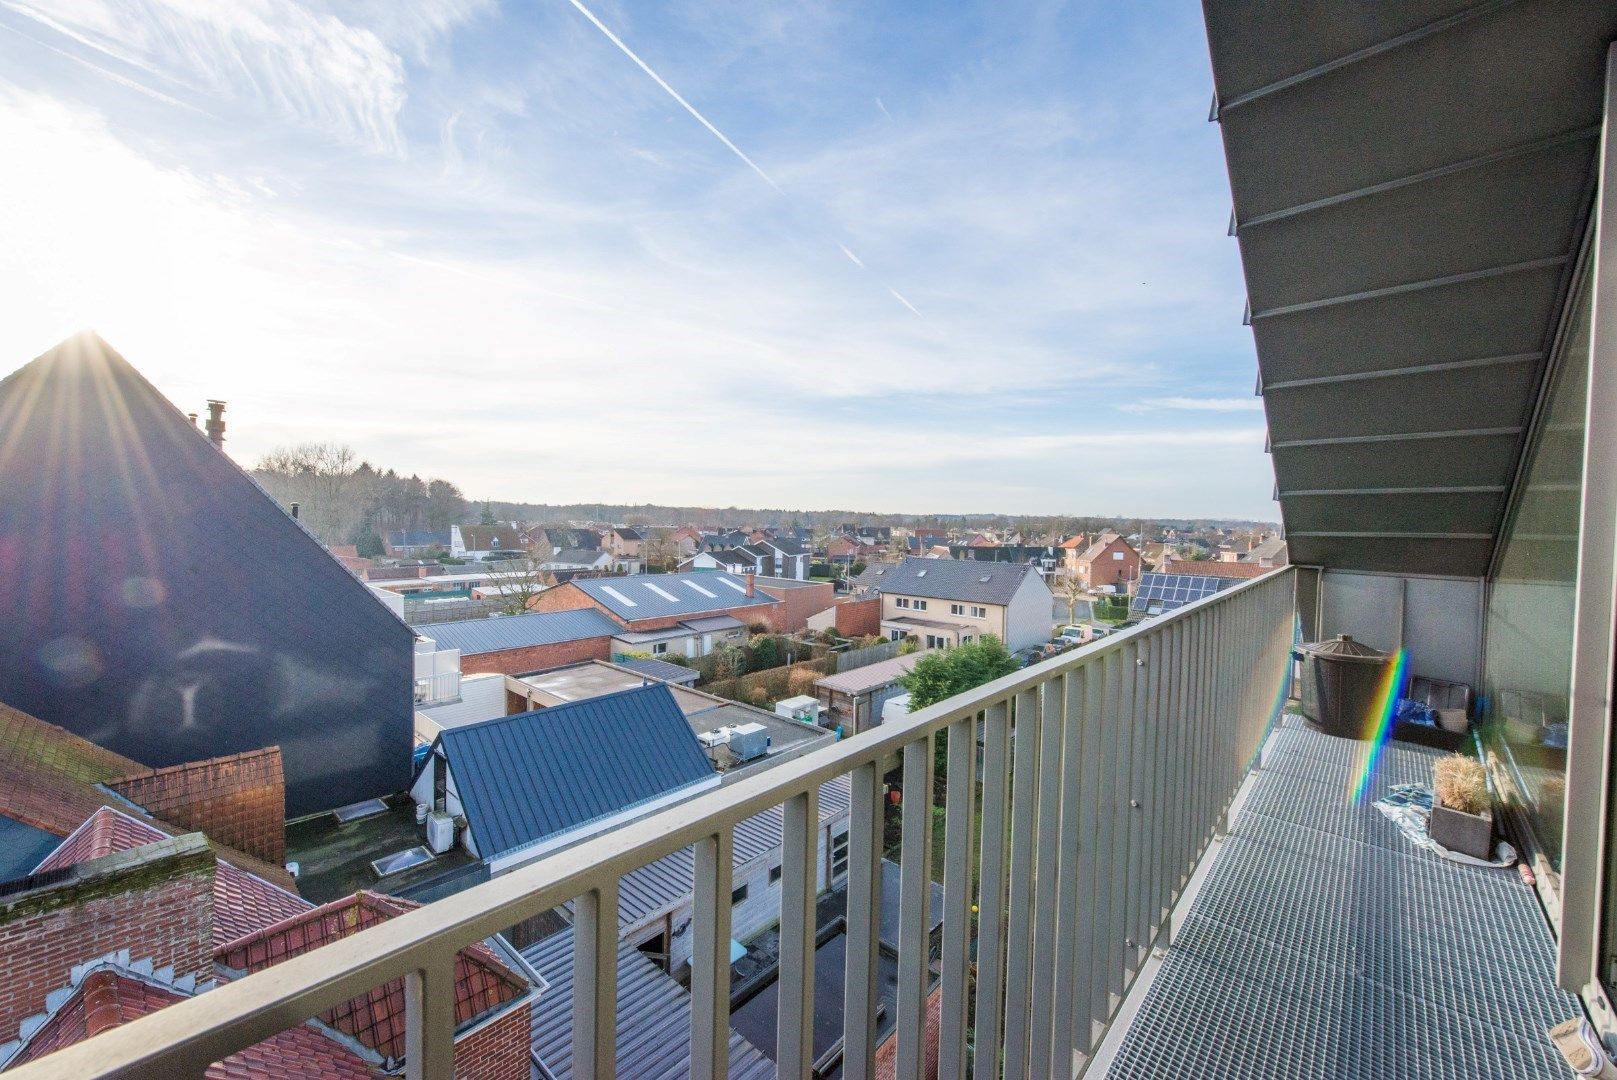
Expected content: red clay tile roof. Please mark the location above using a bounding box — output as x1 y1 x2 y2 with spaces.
0 700 296 891
11 965 379 1078
108 748 287 866
35 807 310 944
1161 560 1269 579
213 891 528 1063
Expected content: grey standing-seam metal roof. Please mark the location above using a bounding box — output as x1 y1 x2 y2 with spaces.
524 931 773 1080
421 609 620 656
546 548 606 566
1204 2 1617 576
572 572 777 620
574 774 853 929
433 684 716 860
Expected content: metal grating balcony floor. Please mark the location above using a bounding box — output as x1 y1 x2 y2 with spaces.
1104 715 1580 1080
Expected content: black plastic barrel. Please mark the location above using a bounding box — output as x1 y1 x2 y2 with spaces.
1298 635 1393 739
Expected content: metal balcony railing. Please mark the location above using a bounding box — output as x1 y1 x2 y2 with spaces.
15 568 1297 1080
413 670 461 706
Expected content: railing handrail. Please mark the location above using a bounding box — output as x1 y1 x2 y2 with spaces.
11 567 1296 1079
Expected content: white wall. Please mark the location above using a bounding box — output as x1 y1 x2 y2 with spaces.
1003 572 1056 652
1316 569 1482 690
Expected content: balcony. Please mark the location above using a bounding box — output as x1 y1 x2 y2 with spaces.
2 565 1585 1078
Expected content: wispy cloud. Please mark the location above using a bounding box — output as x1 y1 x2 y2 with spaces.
0 2 1279 519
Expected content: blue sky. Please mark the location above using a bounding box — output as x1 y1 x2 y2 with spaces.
0 0 1277 520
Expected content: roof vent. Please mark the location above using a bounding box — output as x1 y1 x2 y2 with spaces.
979 575 991 582
916 569 927 577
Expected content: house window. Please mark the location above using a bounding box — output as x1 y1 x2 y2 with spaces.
769 865 782 884
1112 551 1124 560
962 635 973 644
732 883 749 906
895 597 911 609
950 603 965 616
831 830 850 881
914 600 928 611
889 630 903 642
652 642 668 655
971 606 987 618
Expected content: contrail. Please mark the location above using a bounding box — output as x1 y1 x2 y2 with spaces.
564 0 924 319
564 0 782 194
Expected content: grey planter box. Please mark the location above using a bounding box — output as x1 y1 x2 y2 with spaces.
1430 803 1493 859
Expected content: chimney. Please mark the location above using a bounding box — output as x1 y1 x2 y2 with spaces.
187 412 198 427
204 400 226 449
745 572 755 597
290 502 300 520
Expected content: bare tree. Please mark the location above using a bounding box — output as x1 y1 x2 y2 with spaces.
1057 572 1087 624
483 555 548 614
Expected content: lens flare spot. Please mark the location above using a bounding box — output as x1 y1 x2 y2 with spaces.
38 636 103 687
120 575 168 609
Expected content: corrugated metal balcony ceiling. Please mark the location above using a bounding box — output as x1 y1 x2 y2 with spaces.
1204 1 1617 575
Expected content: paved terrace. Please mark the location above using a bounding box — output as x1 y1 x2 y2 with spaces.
1103 714 1579 1080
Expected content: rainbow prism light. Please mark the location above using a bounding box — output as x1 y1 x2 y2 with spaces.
1349 646 1408 804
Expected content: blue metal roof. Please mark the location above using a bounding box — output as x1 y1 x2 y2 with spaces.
436 684 715 860
570 572 777 620
421 609 620 656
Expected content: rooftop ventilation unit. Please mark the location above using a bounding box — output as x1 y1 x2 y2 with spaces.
697 729 731 749
727 722 769 762
426 812 458 854
371 846 433 877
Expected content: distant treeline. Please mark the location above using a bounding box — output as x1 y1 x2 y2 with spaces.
252 443 467 555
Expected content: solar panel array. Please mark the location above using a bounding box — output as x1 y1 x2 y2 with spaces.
1131 573 1226 615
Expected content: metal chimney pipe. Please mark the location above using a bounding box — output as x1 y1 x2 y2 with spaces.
205 400 226 449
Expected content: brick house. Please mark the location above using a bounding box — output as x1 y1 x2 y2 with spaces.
1073 533 1142 592
420 609 621 677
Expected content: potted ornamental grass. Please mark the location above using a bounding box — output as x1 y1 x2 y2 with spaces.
1430 754 1493 859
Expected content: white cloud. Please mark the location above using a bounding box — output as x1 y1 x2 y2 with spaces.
0 0 437 151
1115 396 1264 414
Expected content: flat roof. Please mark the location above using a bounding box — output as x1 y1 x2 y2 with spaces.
517 661 828 759
284 794 479 905
882 615 970 632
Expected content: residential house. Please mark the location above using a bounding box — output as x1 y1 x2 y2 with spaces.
1072 532 1142 593
755 537 810 580
1243 535 1290 568
0 334 414 817
542 548 615 576
948 542 1060 572
670 526 703 557
606 526 645 560
1058 534 1088 575
702 530 752 552
679 546 767 576
825 536 879 565
536 526 600 553
385 528 451 557
451 523 525 560
804 595 883 638
813 650 935 735
1129 564 1266 618
857 556 1053 651
526 571 784 654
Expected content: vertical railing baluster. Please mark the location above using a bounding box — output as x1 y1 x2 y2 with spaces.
1106 640 1138 1006
573 883 619 1079
939 714 979 1080
404 955 456 1080
691 828 734 1080
897 736 935 1080
1050 666 1087 1077
778 789 819 1079
972 701 1012 1080
1075 649 1108 1055
1127 627 1153 972
1030 673 1067 1065
844 761 886 1080
1087 649 1120 1035
1002 686 1042 1078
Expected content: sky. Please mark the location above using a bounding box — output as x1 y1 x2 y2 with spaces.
0 0 1277 520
